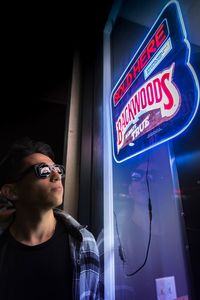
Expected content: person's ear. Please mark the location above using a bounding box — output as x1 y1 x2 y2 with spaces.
1 184 18 202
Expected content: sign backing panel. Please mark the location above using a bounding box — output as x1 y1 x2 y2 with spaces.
110 0 199 163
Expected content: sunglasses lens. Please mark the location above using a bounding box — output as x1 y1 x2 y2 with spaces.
131 169 159 182
35 164 65 178
52 165 65 177
131 171 143 181
37 165 51 178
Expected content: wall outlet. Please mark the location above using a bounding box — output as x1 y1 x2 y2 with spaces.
155 276 177 300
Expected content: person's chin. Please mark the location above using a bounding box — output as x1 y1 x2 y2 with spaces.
54 197 63 207
44 197 63 209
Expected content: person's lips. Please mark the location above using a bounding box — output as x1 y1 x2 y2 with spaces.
51 186 63 193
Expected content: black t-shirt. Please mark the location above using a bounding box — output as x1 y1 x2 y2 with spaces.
0 220 72 300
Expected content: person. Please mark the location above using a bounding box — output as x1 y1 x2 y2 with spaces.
113 158 165 300
0 136 100 300
97 157 165 300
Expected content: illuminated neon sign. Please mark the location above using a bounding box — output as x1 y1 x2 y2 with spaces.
110 0 199 163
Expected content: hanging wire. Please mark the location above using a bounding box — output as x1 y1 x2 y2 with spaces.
115 154 153 276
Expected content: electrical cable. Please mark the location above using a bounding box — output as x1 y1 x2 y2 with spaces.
115 155 153 276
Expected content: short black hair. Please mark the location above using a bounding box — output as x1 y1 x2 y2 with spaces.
0 137 55 187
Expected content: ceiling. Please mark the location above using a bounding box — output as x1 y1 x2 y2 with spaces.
2 1 113 104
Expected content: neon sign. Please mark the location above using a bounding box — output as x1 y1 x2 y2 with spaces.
110 0 199 163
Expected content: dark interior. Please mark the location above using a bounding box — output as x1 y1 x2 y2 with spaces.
1 1 113 162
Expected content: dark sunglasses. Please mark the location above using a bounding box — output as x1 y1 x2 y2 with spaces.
18 163 65 180
131 169 160 182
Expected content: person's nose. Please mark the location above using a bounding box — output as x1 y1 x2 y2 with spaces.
50 169 61 181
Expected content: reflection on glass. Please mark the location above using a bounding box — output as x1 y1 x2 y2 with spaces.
113 145 190 299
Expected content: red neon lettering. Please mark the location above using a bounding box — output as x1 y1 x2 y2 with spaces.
161 72 174 110
133 60 141 79
116 120 122 146
140 88 147 109
116 66 178 149
126 72 133 88
114 73 133 105
121 113 126 130
114 91 121 104
124 107 129 125
146 82 154 105
127 101 134 121
113 21 168 106
146 39 156 59
153 78 162 103
155 23 166 47
140 49 148 69
114 84 125 105
132 93 141 116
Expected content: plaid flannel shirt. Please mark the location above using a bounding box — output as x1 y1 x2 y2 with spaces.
0 208 100 300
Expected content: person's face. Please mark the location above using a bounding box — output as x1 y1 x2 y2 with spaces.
128 162 161 205
13 153 64 210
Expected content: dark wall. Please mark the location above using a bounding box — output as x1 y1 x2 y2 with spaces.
0 97 66 162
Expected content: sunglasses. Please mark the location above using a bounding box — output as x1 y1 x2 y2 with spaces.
18 163 65 180
131 169 161 182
